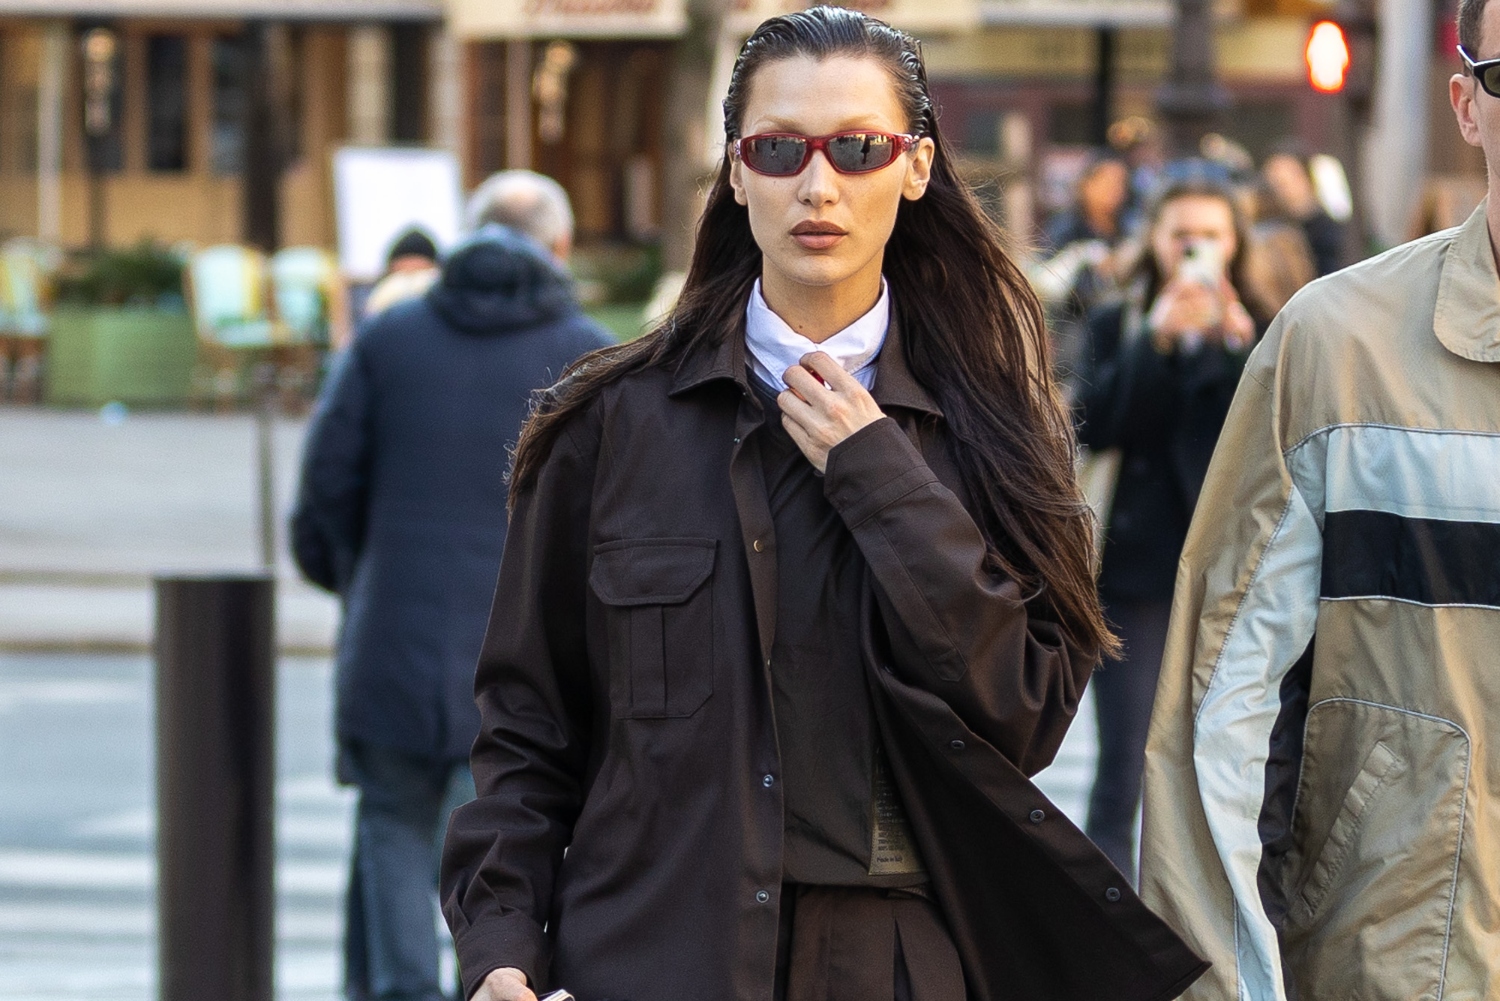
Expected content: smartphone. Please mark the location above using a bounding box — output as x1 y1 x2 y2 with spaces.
538 992 575 1001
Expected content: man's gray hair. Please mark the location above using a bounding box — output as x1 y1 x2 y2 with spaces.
464 170 575 249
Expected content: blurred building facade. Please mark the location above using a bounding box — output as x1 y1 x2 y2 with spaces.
0 0 450 248
0 0 1480 251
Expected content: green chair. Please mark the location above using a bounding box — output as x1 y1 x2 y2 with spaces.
0 239 60 403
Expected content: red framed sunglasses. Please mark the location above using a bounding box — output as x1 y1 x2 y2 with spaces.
733 130 920 177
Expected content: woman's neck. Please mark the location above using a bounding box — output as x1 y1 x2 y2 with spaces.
759 264 884 343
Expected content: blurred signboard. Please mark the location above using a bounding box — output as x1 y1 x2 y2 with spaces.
333 147 462 282
449 0 689 38
728 0 981 35
978 0 1171 26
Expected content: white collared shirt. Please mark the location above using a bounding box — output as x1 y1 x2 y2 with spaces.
743 278 889 392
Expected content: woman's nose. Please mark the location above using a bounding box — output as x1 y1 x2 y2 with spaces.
797 150 840 205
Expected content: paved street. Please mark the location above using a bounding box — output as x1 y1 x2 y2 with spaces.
0 403 1102 1000
0 405 338 652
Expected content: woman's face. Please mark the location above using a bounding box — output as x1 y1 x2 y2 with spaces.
729 54 935 296
1149 194 1238 280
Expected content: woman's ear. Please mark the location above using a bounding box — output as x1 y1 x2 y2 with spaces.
729 154 749 206
902 137 936 201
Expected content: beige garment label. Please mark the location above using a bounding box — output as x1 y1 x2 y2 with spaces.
869 744 926 877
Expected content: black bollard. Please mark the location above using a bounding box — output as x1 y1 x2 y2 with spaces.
154 574 276 1001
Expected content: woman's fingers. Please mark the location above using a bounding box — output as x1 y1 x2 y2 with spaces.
798 351 859 392
476 968 538 1001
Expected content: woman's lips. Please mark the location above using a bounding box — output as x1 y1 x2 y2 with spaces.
791 223 847 251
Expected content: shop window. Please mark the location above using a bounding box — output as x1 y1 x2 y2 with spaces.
147 34 187 171
212 34 248 174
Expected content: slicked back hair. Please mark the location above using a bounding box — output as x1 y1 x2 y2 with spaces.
1460 0 1490 55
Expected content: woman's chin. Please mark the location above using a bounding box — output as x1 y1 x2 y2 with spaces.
764 255 870 292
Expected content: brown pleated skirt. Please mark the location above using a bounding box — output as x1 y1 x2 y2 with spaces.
773 885 966 1001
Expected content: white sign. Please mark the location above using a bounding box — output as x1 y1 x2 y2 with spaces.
450 0 688 39
332 147 462 282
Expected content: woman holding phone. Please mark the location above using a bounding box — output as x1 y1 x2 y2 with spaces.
1075 175 1264 882
441 9 1203 1001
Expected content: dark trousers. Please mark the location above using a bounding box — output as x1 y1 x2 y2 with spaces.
772 885 964 1001
339 740 474 1001
1085 598 1173 883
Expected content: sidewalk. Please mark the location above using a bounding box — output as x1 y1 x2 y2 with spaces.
0 405 338 653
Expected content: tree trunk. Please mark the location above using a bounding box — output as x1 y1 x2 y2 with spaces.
661 0 732 273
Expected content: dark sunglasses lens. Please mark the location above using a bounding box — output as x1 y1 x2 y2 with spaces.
743 136 807 175
1482 63 1500 97
827 133 898 173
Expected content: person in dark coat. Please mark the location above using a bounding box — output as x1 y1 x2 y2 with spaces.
440 10 1205 1001
290 171 612 1001
1075 174 1264 881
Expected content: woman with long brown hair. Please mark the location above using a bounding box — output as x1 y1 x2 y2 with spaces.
440 9 1203 1001
1076 174 1266 883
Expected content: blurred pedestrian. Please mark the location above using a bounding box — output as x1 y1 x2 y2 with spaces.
1262 142 1346 276
1140 3 1500 998
290 170 612 1001
1074 175 1265 880
364 228 441 320
1032 152 1133 393
439 9 1203 1001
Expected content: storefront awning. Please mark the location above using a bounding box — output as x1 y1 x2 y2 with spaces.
728 0 980 37
979 0 1171 27
448 0 689 39
448 0 982 40
0 0 442 20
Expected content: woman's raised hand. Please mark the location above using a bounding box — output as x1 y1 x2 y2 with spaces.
777 351 886 474
474 967 537 1001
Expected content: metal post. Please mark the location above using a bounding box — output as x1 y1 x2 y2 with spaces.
1157 0 1231 157
1092 26 1117 148
255 362 276 570
155 575 276 1001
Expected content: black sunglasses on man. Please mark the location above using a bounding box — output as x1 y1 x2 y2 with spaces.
1460 45 1500 99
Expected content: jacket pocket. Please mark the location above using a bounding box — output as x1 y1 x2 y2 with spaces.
1281 699 1469 1001
590 538 716 719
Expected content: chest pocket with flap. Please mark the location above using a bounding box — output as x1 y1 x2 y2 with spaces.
590 538 716 719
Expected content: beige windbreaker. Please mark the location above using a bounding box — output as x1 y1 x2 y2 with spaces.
1140 203 1500 1001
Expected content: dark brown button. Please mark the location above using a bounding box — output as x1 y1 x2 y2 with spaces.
949 739 966 751
1105 887 1122 903
752 539 765 553
1029 809 1045 824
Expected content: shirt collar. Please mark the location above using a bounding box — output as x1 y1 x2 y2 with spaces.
743 278 888 391
1434 200 1500 364
669 297 942 418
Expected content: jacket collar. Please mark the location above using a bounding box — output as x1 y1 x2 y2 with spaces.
1434 201 1500 364
668 304 943 418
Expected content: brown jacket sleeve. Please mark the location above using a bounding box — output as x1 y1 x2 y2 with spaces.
439 413 601 998
823 417 1094 776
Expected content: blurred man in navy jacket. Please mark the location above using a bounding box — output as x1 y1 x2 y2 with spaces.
291 171 612 1001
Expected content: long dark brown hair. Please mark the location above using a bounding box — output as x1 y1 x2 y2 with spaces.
512 5 1115 657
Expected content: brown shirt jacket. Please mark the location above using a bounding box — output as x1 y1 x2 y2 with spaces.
440 322 1206 1001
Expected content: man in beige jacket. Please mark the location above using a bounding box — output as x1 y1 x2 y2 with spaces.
1140 2 1500 999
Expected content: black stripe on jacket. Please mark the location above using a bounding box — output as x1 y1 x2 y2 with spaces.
1323 509 1500 608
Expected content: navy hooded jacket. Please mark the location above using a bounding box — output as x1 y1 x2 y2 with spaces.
291 226 613 760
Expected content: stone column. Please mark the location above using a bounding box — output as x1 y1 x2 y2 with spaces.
36 21 66 243
348 24 392 145
1362 0 1432 246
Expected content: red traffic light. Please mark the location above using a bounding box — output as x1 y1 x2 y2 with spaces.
1306 20 1351 93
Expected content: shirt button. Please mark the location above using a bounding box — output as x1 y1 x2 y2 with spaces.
755 889 770 904
753 539 765 553
949 739 966 751
762 774 775 788
1029 809 1046 824
1105 887 1122 903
